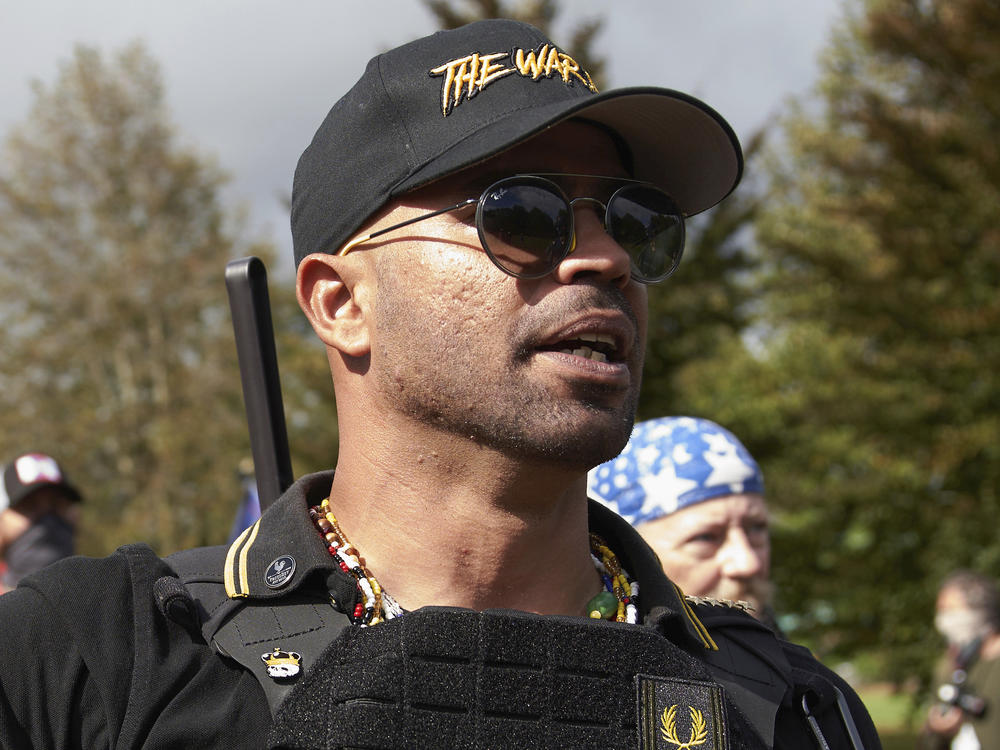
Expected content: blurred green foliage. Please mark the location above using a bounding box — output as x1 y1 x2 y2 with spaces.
0 43 259 553
0 43 337 554
678 0 1000 693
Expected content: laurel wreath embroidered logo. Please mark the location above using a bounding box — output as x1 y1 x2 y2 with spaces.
660 704 709 749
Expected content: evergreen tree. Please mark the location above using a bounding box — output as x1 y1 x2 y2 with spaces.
701 0 1000 686
640 132 764 419
0 43 278 554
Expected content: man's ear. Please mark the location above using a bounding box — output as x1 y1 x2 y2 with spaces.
296 253 371 357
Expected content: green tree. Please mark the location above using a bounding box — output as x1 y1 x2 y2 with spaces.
701 0 1000 688
639 131 765 419
0 43 278 554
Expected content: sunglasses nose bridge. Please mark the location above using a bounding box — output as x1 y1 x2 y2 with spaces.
568 196 607 218
566 196 608 256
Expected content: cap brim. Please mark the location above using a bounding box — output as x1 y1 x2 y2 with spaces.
393 86 743 217
11 480 82 507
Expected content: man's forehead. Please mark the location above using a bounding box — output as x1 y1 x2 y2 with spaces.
937 586 968 610
676 493 769 523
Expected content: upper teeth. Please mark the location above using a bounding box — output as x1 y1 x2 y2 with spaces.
577 332 615 346
555 333 617 362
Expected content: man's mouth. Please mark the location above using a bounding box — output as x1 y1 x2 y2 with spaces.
539 332 621 363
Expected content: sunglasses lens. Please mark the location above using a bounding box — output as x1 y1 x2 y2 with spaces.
607 185 685 283
478 180 571 278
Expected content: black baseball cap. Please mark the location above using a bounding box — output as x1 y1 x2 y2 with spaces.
291 18 743 267
0 453 81 512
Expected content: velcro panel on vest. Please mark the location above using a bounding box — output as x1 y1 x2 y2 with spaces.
266 606 767 750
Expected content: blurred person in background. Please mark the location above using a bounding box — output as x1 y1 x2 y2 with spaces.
0 452 82 594
228 457 261 543
920 569 1000 750
589 416 778 630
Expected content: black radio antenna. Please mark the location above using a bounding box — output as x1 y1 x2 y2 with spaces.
225 256 293 510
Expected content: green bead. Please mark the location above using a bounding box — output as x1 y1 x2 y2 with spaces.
586 591 618 620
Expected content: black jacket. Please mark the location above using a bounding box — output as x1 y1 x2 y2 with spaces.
0 471 881 749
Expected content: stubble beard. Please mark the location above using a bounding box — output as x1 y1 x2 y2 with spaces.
722 576 774 616
372 273 641 469
375 344 640 468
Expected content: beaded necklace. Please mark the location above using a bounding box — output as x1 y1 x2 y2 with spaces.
588 532 640 624
308 498 639 627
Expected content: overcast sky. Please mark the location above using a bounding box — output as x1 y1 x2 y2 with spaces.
1 1 847 274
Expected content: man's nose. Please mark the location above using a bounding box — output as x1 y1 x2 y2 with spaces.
719 529 765 579
550 203 632 288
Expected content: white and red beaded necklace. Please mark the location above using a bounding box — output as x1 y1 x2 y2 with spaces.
309 497 639 627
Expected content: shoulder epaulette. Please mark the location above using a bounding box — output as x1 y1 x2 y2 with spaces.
164 545 350 717
685 595 756 615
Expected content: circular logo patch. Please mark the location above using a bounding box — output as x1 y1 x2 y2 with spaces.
264 555 296 589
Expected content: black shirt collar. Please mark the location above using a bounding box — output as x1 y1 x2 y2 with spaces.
222 472 712 651
223 470 340 600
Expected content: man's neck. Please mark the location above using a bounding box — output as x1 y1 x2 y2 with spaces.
324 434 602 618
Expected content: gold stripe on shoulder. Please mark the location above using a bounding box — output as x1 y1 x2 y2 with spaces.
224 521 259 598
674 583 719 651
236 519 261 597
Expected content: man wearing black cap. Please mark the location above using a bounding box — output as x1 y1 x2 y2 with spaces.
0 452 82 594
0 20 880 749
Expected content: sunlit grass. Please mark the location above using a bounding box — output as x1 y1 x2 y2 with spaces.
857 683 920 749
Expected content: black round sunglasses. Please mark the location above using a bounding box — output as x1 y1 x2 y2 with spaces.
338 173 686 284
